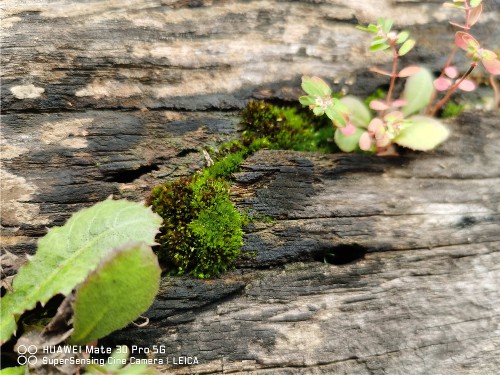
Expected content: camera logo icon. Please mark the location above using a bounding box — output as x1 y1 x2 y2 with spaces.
17 345 38 366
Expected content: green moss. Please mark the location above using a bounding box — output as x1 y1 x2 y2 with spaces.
241 100 338 153
148 100 337 278
441 101 465 118
147 175 243 278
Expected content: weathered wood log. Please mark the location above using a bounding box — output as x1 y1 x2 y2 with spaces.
2 0 499 256
1 1 500 373
103 112 500 374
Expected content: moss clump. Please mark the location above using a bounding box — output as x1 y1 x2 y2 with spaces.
240 100 338 153
441 101 465 118
148 100 335 279
148 175 243 278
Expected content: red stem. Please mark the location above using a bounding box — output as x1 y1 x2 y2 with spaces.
385 43 399 107
430 62 477 116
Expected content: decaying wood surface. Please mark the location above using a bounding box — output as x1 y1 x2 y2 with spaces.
2 0 499 256
1 1 500 374
101 112 500 374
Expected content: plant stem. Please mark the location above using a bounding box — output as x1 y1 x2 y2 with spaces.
385 43 399 107
430 62 477 116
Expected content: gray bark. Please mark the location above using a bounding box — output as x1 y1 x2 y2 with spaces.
1 1 500 373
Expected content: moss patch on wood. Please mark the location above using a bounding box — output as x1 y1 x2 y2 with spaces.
149 100 331 278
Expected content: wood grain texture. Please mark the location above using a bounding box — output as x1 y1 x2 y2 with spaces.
104 112 500 374
1 1 500 373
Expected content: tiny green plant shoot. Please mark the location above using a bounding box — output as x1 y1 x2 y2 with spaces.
1 199 162 374
300 0 499 154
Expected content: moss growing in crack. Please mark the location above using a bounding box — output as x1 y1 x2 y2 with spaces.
441 101 465 118
148 100 334 278
147 175 243 278
241 100 337 153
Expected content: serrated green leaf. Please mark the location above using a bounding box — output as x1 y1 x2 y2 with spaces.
334 127 364 152
340 96 372 128
301 76 332 97
0 367 26 375
394 116 450 151
1 200 162 345
402 67 434 116
71 243 161 344
398 39 415 56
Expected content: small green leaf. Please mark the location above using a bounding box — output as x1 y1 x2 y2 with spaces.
325 103 347 127
382 19 393 34
299 95 316 106
0 199 162 345
301 76 332 97
402 67 434 116
371 36 387 46
394 116 450 151
71 243 161 344
470 0 482 7
340 96 372 128
334 128 364 152
356 24 378 33
370 43 390 52
0 367 27 375
313 106 325 116
396 31 410 44
398 39 415 56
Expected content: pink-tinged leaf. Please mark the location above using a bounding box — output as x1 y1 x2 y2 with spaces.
376 134 391 148
449 21 466 29
398 66 421 77
370 67 393 77
455 32 479 50
434 77 452 91
369 100 389 111
482 58 500 75
457 79 476 91
392 99 407 107
368 118 384 133
469 3 482 26
444 66 459 79
339 122 356 136
359 131 373 151
480 49 498 60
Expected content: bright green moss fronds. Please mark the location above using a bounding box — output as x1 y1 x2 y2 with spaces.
147 175 243 278
241 100 338 153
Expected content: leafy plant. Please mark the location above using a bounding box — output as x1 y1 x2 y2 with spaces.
300 0 499 154
0 199 162 374
71 243 161 344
